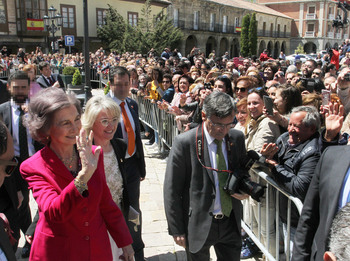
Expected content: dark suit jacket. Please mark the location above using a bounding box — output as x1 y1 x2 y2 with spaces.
36 73 64 88
292 145 350 261
164 125 246 253
0 220 16 261
106 94 146 179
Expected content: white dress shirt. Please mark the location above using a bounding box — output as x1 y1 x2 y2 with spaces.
109 91 136 158
203 123 228 215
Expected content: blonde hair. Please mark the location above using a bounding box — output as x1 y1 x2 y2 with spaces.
82 95 121 135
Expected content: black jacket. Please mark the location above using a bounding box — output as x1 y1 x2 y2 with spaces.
272 132 321 227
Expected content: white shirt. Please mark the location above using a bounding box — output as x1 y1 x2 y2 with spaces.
203 123 228 215
10 100 35 157
109 92 136 158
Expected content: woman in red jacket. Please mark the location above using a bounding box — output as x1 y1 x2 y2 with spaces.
20 87 134 261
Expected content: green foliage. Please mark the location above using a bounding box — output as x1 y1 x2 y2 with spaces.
62 66 77 75
97 4 126 52
97 3 183 54
240 14 250 57
72 69 82 86
295 44 305 54
104 81 110 95
248 13 258 56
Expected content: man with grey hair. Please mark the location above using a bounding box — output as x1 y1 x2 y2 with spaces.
164 91 249 260
261 105 321 259
324 202 350 261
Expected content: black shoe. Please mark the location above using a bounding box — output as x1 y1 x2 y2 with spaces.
145 136 155 145
21 241 31 258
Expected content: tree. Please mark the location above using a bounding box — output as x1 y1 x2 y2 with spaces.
240 14 250 57
150 11 183 54
97 4 126 52
295 43 305 54
248 13 258 56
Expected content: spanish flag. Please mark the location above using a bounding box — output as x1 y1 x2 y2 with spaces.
27 19 44 31
236 27 241 32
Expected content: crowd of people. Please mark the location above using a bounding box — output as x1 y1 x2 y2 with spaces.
1 41 350 261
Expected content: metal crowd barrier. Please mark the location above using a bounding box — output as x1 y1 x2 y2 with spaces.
131 94 303 261
243 168 303 261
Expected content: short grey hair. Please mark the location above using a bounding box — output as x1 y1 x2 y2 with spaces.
202 91 235 119
328 202 350 261
286 65 298 74
26 88 81 144
82 95 121 135
291 105 320 130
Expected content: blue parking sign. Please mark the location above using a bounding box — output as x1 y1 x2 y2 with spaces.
65 35 75 46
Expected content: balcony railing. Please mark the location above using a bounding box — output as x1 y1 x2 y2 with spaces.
306 13 316 19
175 19 237 34
328 14 335 20
327 32 334 38
344 33 348 39
336 32 341 39
305 31 315 37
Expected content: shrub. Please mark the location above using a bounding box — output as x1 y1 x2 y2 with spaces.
62 66 77 75
72 69 82 86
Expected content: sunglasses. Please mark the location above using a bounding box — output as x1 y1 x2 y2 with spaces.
235 87 247 92
248 86 264 94
163 80 171 83
0 157 18 176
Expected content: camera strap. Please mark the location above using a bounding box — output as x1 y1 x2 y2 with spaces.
195 122 233 174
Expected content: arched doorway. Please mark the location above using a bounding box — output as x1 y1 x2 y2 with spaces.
231 39 239 57
274 41 280 58
219 37 229 56
281 41 286 54
258 40 266 56
185 35 198 57
325 42 331 50
304 42 316 54
267 41 273 57
206 36 217 57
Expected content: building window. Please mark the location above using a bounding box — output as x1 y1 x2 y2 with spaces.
263 22 266 36
61 4 76 35
277 24 280 37
235 17 239 27
307 23 314 32
16 0 46 32
308 6 315 14
210 13 215 31
270 23 273 37
128 12 138 26
0 0 7 32
194 11 199 30
97 8 107 27
284 24 287 37
173 8 178 27
223 15 227 33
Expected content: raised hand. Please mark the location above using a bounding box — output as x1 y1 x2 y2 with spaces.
76 128 101 183
324 102 344 142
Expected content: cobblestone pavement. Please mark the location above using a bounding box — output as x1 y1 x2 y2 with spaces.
15 89 257 260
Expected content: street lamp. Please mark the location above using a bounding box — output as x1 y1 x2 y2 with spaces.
43 6 63 53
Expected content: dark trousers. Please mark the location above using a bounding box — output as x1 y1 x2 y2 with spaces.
188 216 241 261
125 155 144 261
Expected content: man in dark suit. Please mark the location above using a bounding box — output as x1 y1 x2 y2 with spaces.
106 66 146 261
0 120 17 261
164 91 248 260
36 61 64 88
292 144 350 261
0 71 38 255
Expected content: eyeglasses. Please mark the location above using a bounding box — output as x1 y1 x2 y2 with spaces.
0 157 18 176
163 80 171 83
235 87 247 92
100 117 119 127
208 118 234 130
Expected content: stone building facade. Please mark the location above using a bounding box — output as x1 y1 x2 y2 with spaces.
168 0 293 57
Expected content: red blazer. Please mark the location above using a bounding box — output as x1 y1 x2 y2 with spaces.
20 146 132 261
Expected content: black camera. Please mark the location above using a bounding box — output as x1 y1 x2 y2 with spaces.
204 82 212 89
298 77 325 93
223 150 266 202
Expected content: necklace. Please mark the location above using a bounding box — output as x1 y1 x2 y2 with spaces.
58 149 76 170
